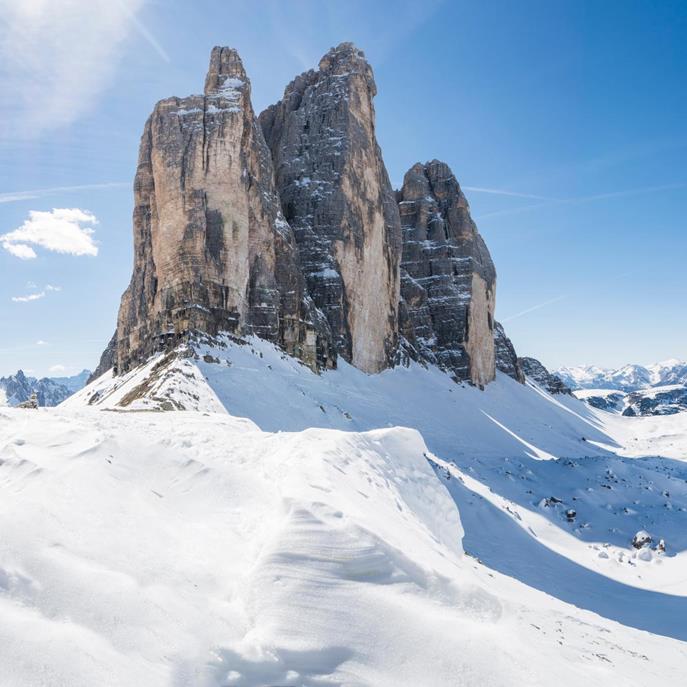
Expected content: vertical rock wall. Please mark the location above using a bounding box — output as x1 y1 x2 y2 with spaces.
260 43 401 374
113 47 333 374
397 161 496 386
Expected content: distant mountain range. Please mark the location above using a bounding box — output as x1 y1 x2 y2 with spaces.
0 369 91 407
555 360 687 417
555 360 687 392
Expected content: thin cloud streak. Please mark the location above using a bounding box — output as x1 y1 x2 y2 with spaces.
475 182 687 221
0 182 128 204
501 295 567 323
462 186 556 201
116 0 170 62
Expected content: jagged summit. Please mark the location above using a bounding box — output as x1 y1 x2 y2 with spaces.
203 46 248 95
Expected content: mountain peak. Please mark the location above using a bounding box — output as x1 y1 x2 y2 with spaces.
204 46 248 96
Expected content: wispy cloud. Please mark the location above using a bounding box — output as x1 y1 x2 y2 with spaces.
0 0 160 137
11 284 62 303
475 182 687 220
2 209 98 259
115 0 170 62
12 292 45 303
462 186 556 201
501 295 567 323
0 182 128 205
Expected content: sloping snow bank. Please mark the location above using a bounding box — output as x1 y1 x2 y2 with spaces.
67 336 616 462
1 408 685 686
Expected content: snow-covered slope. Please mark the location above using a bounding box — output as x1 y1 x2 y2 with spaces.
2 406 686 686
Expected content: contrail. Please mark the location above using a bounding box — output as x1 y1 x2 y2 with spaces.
116 0 170 63
0 182 128 204
462 186 556 201
501 295 567 323
475 181 687 221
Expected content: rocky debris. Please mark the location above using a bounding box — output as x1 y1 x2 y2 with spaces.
396 160 496 386
260 43 401 374
113 46 334 376
519 357 572 395
632 530 652 549
0 369 89 407
494 321 524 383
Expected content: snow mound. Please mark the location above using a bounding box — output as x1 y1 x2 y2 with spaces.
1 407 684 686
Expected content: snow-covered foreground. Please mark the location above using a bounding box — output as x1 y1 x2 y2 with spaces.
2 407 686 686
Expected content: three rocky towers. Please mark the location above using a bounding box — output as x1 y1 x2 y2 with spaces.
94 43 523 387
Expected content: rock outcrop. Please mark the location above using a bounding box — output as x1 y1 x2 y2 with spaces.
397 160 496 386
113 47 334 375
519 357 572 395
494 321 525 383
260 43 401 374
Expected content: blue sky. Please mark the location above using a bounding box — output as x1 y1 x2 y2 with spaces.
1 0 685 377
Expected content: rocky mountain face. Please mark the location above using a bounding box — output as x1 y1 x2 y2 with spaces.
623 386 687 416
396 161 497 386
519 357 572 395
110 47 334 377
95 42 514 388
260 43 401 374
0 369 90 407
494 322 525 383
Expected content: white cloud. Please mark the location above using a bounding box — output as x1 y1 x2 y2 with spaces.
1 208 98 259
12 292 45 303
3 242 37 259
11 283 62 303
49 364 67 374
36 340 48 346
0 0 156 137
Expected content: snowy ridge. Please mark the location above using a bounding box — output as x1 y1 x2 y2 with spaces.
2 405 686 685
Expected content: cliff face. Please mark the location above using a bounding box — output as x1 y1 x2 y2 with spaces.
519 357 572 395
494 321 525 383
260 43 401 374
114 47 333 374
397 161 496 386
98 43 506 390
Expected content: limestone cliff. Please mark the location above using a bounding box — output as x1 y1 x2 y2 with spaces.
113 47 333 374
260 43 401 374
519 357 572 395
494 321 525 383
397 161 496 386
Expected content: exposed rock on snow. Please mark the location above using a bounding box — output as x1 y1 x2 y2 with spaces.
260 43 401 373
519 356 572 395
397 160 496 386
